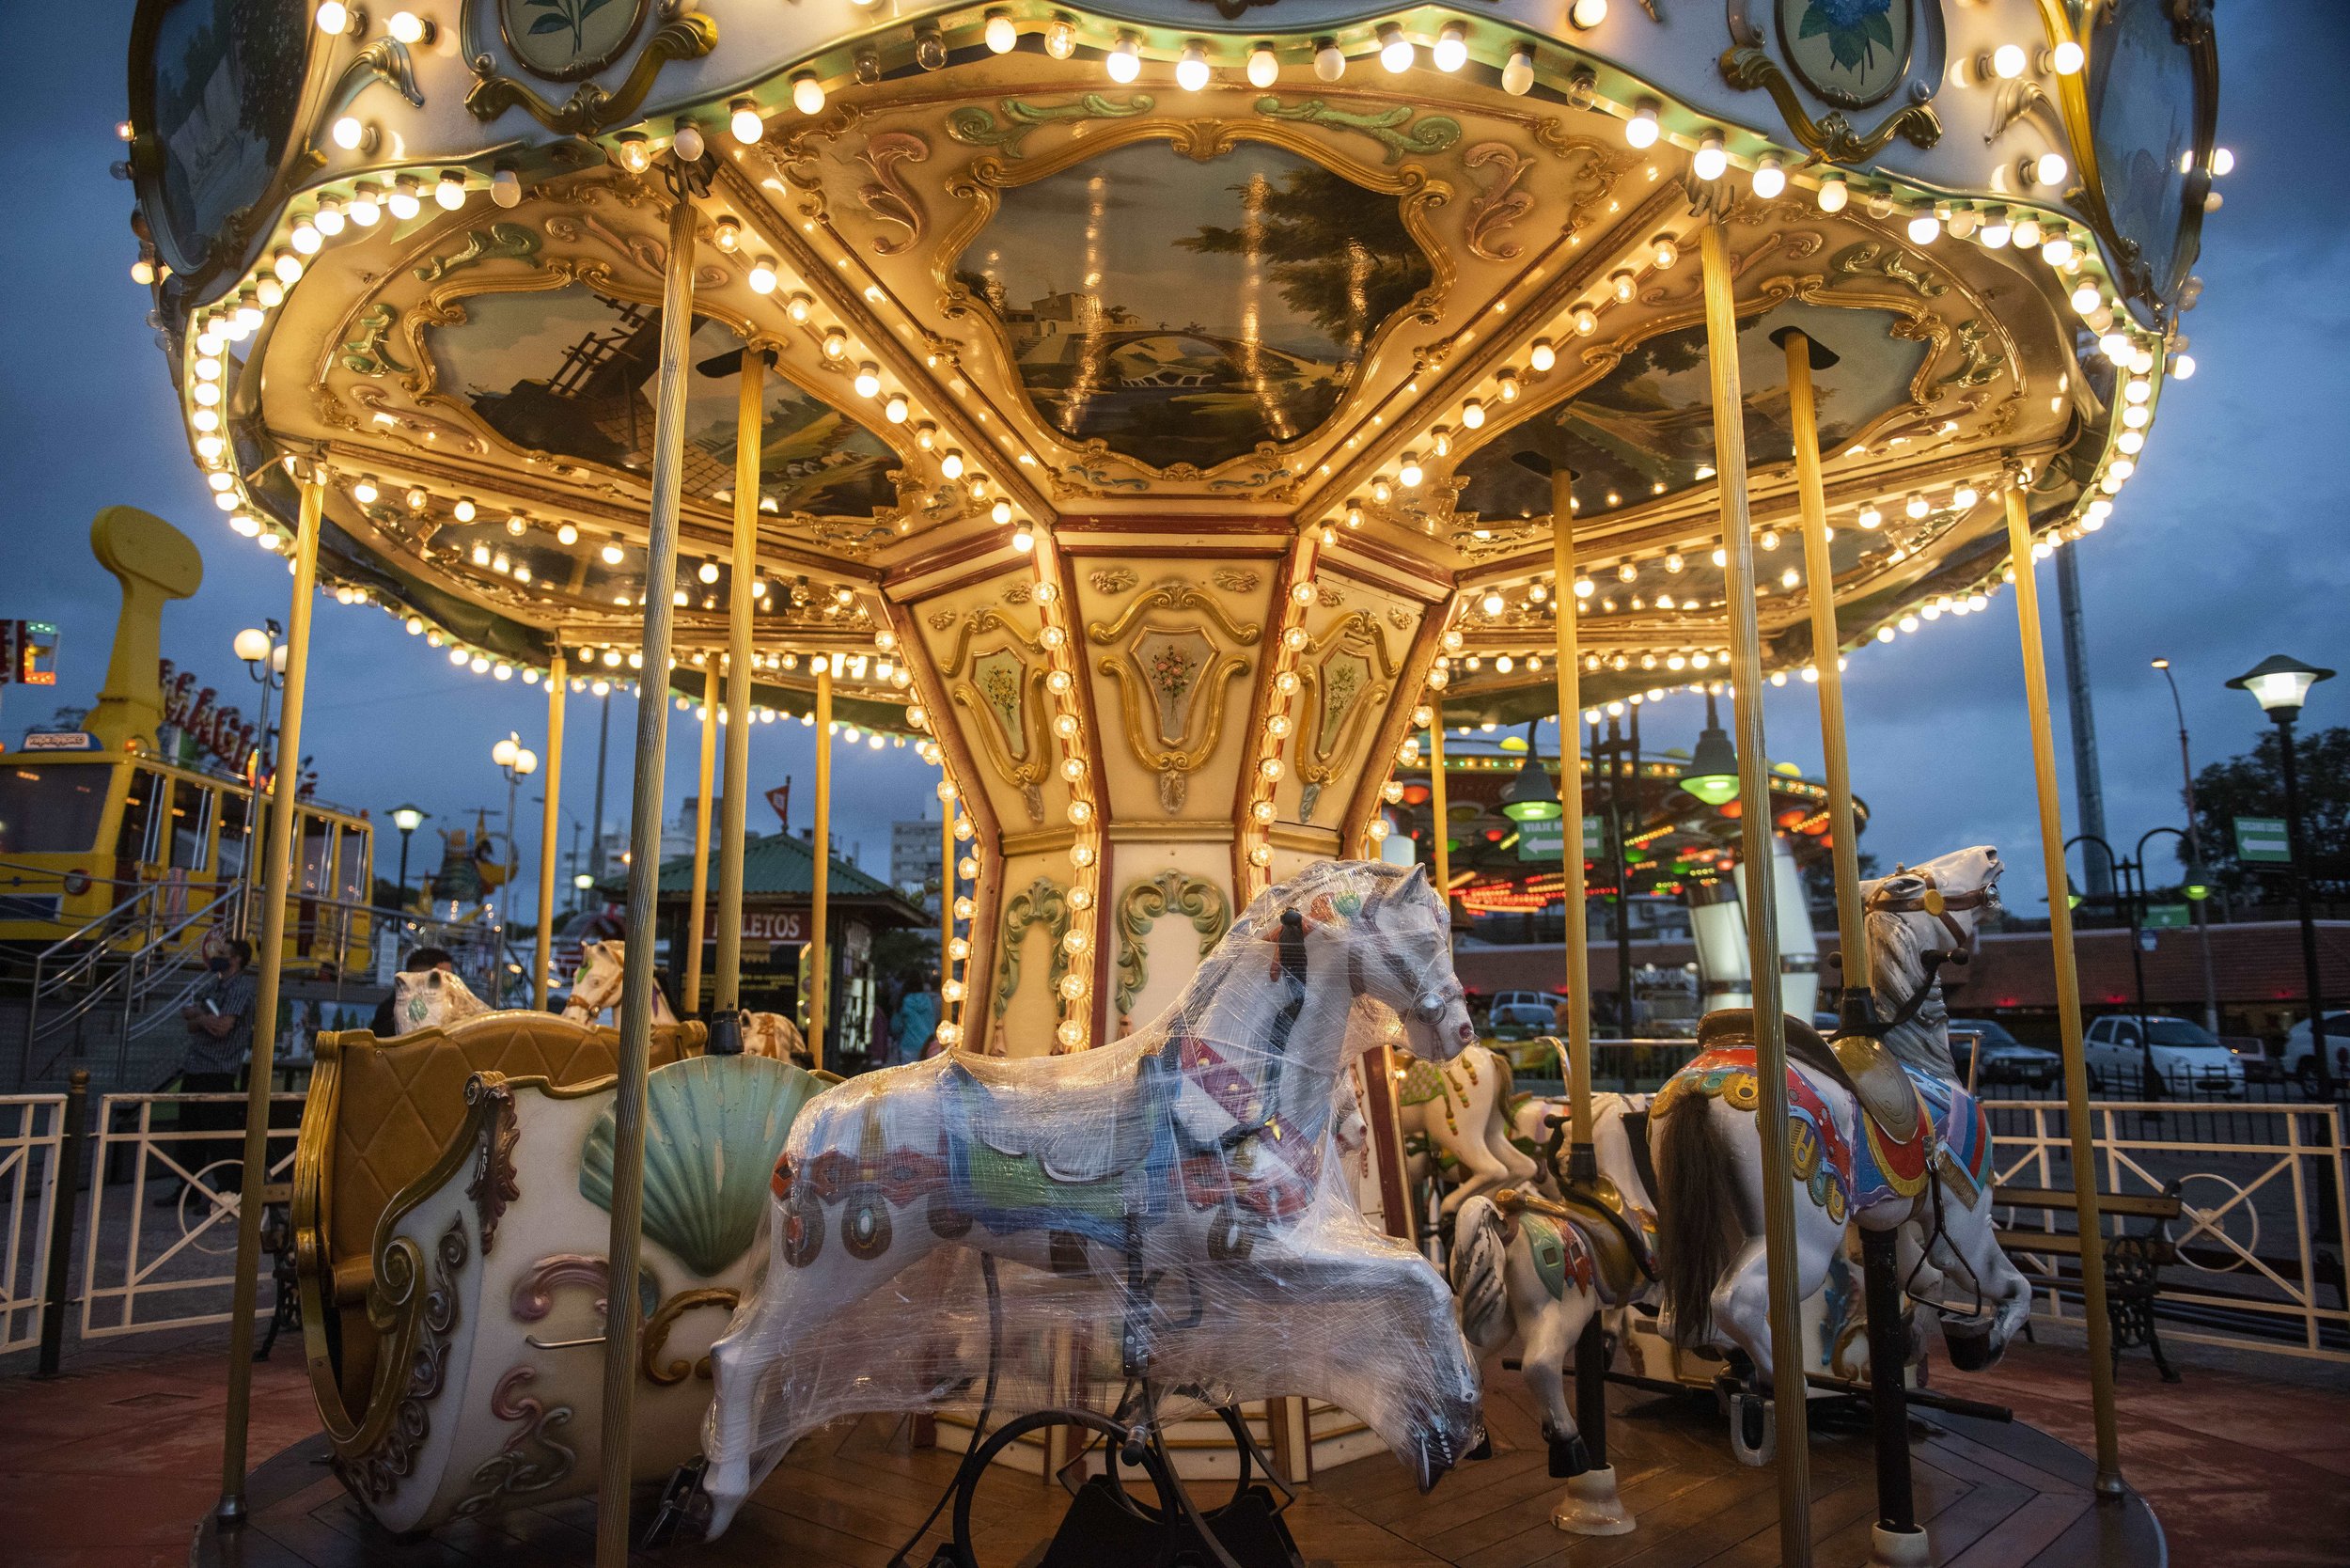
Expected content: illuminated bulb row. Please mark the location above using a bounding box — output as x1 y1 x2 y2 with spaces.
1024 550 1098 1049
1245 537 1324 877
1098 21 1476 88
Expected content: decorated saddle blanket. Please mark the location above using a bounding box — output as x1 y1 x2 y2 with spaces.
1654 1048 1989 1221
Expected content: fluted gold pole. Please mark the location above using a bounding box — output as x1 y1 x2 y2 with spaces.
716 351 763 1011
1700 217 1812 1565
683 696 715 1011
1426 699 1449 916
941 796 957 1046
2002 482 2124 1497
808 662 832 1071
594 182 697 1568
214 472 321 1526
533 652 566 1011
1546 477 1592 1151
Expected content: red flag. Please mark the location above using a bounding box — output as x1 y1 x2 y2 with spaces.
766 779 791 833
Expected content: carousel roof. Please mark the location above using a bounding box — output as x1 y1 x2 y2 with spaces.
125 0 2217 728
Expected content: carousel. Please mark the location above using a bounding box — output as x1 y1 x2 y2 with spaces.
119 0 2213 1563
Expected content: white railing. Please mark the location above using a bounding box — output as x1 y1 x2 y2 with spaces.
0 1094 64 1353
1985 1098 2350 1363
79 1092 301 1340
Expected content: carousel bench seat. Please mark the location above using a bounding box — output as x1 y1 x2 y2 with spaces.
293 1013 707 1452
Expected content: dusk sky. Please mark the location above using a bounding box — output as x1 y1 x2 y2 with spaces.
1 6 2342 924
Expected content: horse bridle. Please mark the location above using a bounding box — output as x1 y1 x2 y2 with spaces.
1864 866 1995 956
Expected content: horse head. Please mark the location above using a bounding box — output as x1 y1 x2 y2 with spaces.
1249 861 1474 1063
1862 845 2002 964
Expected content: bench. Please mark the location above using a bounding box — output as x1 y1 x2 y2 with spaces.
1995 1183 2183 1383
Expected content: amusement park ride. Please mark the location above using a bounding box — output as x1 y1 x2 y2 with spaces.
106 0 2218 1563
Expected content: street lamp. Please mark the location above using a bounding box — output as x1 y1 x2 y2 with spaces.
1679 689 1741 806
388 803 427 909
492 734 540 1007
2068 824 2201 1104
2227 654 2337 1096
2151 658 2222 1032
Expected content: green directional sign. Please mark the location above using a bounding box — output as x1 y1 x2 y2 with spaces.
2141 903 2192 930
2234 816 2292 864
1518 815 1603 862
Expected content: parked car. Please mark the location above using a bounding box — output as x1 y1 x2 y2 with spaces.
2082 1014 2247 1098
1487 989 1559 1042
1948 1019 2061 1090
2280 1011 2350 1098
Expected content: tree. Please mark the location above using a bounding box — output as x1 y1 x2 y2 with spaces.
1176 165 1433 347
2189 726 2350 901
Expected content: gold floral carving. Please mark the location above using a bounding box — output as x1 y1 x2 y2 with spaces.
464 15 718 135
943 609 1052 824
1088 583 1260 811
1210 568 1261 592
1114 871 1232 1028
1089 568 1137 594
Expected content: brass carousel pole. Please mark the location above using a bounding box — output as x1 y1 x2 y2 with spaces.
2002 480 2125 1497
684 693 715 1011
808 662 833 1071
1700 217 1813 1564
533 652 567 1011
1783 327 1917 1558
594 166 700 1568
941 796 956 1046
715 351 764 1027
1543 465 1630 1533
214 469 323 1527
1426 699 1449 911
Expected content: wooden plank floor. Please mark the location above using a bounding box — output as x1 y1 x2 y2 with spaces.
197 1365 2162 1568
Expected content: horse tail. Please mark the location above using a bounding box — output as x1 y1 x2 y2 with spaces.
1653 1095 1745 1349
1450 1195 1515 1352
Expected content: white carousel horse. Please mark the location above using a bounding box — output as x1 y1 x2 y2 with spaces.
1649 846 2032 1401
562 939 808 1063
1451 1086 1656 1532
701 861 1482 1536
1396 1044 1541 1220
563 938 680 1026
387 967 492 1035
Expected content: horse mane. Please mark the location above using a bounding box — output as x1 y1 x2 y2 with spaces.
1865 906 1957 1078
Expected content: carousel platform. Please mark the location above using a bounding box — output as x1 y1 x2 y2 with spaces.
162 1359 2180 1568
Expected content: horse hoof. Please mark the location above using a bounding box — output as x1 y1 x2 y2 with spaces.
1729 1394 1776 1467
1467 1432 1494 1462
1551 1465 1637 1537
1943 1325 1998 1372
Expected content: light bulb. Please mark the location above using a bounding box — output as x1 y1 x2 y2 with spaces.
1816 172 1849 212
1043 18 1075 58
785 291 812 322
1751 155 1785 199
1693 130 1727 180
349 187 380 225
352 479 378 504
1572 306 1597 335
1528 339 1555 372
331 116 366 150
556 523 578 545
885 394 909 423
2071 281 2101 314
1907 210 1942 244
941 449 964 479
387 10 429 44
1011 525 1035 553
2210 147 2234 177
1177 43 1210 92
1399 454 1422 488
1502 45 1533 96
2050 39 2084 75
792 73 825 116
387 180 421 220
1246 44 1278 87
2012 215 2044 249
1460 400 1484 429
991 499 1013 525
1625 102 1659 149
314 199 345 237
672 123 705 162
1379 26 1413 72
1905 493 1930 519
274 251 303 284
1992 43 2027 79
435 172 466 210
1107 36 1141 83
983 11 1016 53
822 329 848 359
2170 353 2196 380
1570 0 1608 25
453 498 476 522
1434 24 1466 72
490 167 521 209
854 362 882 398
616 134 651 174
2035 151 2069 186
2041 234 2076 266
697 559 720 585
602 540 625 565
747 256 777 293
1314 41 1346 81
315 2 351 34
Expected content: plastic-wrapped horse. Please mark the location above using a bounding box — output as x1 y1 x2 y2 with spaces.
700 861 1481 1535
1649 846 2031 1416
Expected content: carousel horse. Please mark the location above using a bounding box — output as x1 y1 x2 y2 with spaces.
700 861 1482 1536
387 967 492 1034
1396 1043 1541 1221
1451 1102 1656 1534
566 940 809 1062
1649 846 2031 1420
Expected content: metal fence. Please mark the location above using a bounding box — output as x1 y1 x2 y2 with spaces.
78 1091 302 1340
0 1094 63 1353
1983 1097 2350 1362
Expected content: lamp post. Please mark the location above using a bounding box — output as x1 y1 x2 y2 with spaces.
2151 659 2223 1033
491 733 540 1008
388 803 426 910
1679 688 1741 807
233 621 286 941
2227 654 2337 1097
2068 827 2210 1103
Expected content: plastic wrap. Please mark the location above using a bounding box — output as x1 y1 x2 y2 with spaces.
701 860 1481 1534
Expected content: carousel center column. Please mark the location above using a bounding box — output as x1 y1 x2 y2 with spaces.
884 516 1454 1057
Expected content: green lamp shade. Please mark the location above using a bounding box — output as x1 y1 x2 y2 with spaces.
1678 724 1740 806
2183 864 2211 902
1498 752 1561 822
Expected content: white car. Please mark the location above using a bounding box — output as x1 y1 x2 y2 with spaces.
2280 1011 2350 1097
2082 1014 2248 1098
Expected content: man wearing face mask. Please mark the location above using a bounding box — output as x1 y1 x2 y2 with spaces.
162 939 258 1203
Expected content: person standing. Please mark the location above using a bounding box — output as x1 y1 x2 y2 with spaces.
163 938 258 1203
